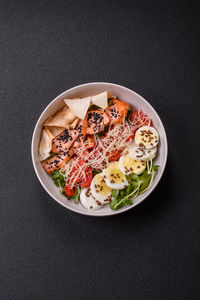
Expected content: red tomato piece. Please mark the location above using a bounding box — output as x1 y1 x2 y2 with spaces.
75 150 90 162
108 150 123 162
79 167 93 188
70 160 87 183
88 148 104 170
91 148 103 160
126 128 137 142
130 110 152 127
65 181 76 196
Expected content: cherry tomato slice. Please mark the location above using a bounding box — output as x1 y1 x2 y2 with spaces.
88 148 104 170
130 110 152 127
70 160 87 183
79 167 93 188
65 181 76 196
108 150 123 162
75 150 90 162
91 148 102 160
126 128 137 142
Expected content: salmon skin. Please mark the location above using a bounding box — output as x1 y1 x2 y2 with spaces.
86 110 110 135
42 148 74 174
51 129 79 153
106 99 130 124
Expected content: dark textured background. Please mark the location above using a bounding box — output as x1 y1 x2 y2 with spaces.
0 1 200 299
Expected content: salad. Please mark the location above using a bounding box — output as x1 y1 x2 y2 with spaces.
39 91 159 211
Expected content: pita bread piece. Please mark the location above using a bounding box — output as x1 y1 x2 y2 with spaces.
69 118 79 129
64 96 91 120
91 91 108 109
44 106 77 128
45 126 66 138
39 128 52 161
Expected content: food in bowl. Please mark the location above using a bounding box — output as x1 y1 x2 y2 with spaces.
39 91 160 211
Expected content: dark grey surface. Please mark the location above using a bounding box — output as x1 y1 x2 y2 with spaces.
0 1 200 299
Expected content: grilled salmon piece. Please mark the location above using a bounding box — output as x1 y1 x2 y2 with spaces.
51 129 79 153
73 120 84 149
73 135 84 149
106 99 130 124
86 110 110 135
42 149 74 174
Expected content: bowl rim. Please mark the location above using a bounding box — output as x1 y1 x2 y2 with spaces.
31 82 168 217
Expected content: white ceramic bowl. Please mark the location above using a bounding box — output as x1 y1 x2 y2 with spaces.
31 82 168 216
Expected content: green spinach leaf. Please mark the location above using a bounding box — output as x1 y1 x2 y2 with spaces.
139 173 151 192
74 188 81 203
110 197 118 210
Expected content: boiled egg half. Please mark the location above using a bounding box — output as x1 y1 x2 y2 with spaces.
90 173 112 204
103 161 128 189
135 126 159 149
129 144 157 161
119 154 146 175
80 188 103 210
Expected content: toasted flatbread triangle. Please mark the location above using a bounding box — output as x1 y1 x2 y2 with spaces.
39 129 52 161
91 91 108 109
44 106 77 128
64 97 91 120
45 127 55 140
45 127 65 138
70 118 79 128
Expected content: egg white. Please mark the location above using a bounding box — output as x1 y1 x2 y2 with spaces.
129 144 157 161
80 188 103 210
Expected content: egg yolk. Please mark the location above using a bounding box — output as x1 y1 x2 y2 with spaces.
105 162 126 183
122 155 145 173
94 174 111 195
